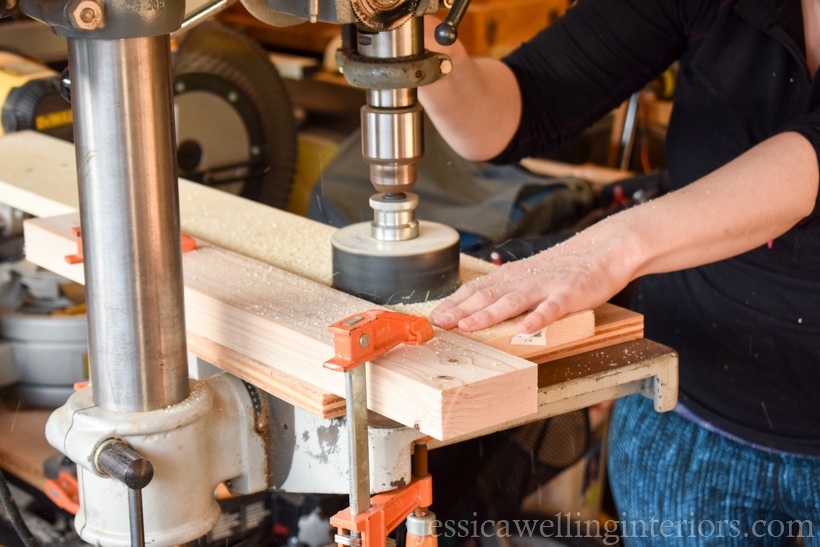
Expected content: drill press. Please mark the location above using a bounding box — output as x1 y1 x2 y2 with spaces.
4 0 471 544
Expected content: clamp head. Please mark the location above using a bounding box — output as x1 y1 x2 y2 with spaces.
324 310 434 372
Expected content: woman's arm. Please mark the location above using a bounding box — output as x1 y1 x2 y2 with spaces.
429 131 820 333
418 17 522 162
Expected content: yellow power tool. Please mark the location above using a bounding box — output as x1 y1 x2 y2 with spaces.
0 50 72 140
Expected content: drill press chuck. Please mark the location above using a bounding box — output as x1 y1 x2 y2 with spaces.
331 221 460 305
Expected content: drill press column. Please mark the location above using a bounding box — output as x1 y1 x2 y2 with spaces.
69 37 189 411
331 18 461 305
21 0 188 413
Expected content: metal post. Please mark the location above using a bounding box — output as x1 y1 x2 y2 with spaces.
345 366 371 519
68 36 189 412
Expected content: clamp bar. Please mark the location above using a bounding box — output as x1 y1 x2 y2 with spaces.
326 310 435 547
346 365 370 518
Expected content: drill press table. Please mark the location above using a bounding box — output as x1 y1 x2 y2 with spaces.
0 131 676 445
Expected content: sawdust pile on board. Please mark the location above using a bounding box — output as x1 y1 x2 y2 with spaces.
179 188 336 285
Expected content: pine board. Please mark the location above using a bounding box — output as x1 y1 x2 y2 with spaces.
430 337 677 448
0 131 494 288
23 214 539 440
187 333 346 419
0 406 57 490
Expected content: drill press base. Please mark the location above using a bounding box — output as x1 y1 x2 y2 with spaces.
331 221 460 305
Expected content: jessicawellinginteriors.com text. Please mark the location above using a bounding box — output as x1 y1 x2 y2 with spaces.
425 512 813 546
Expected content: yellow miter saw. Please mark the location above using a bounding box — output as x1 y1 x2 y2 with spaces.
0 49 72 140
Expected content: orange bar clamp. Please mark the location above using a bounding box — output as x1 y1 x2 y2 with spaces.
324 310 437 547
324 310 434 372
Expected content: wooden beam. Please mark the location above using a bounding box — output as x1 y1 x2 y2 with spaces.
24 214 644 430
0 131 494 288
430 337 677 448
24 214 541 440
188 333 346 419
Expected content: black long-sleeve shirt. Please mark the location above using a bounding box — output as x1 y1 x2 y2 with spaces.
496 0 820 455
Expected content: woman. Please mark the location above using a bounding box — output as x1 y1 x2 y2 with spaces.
420 1 820 544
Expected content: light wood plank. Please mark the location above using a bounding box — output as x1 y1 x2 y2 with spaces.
23 214 644 432
0 133 79 218
23 215 538 440
187 333 346 419
430 338 677 449
0 131 495 289
3 132 646 437
0 406 57 490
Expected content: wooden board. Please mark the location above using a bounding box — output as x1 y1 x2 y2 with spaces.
24 214 540 440
0 405 57 490
0 131 494 289
188 333 346 419
430 337 677 448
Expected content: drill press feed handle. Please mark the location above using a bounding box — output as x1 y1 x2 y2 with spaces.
434 0 472 45
324 310 434 372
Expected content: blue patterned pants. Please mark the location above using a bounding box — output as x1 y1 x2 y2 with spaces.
608 395 820 546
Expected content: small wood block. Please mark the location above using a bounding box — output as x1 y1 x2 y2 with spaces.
475 309 595 354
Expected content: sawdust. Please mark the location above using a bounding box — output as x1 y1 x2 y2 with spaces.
179 182 336 285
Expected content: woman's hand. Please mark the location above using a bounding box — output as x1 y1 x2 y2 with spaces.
429 231 634 333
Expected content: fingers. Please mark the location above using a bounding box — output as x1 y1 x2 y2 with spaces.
428 236 622 335
429 256 579 333
430 275 539 332
428 280 486 329
517 296 566 334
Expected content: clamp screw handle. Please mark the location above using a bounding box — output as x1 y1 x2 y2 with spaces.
96 440 153 547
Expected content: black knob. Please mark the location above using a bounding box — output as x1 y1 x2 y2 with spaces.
435 0 472 46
